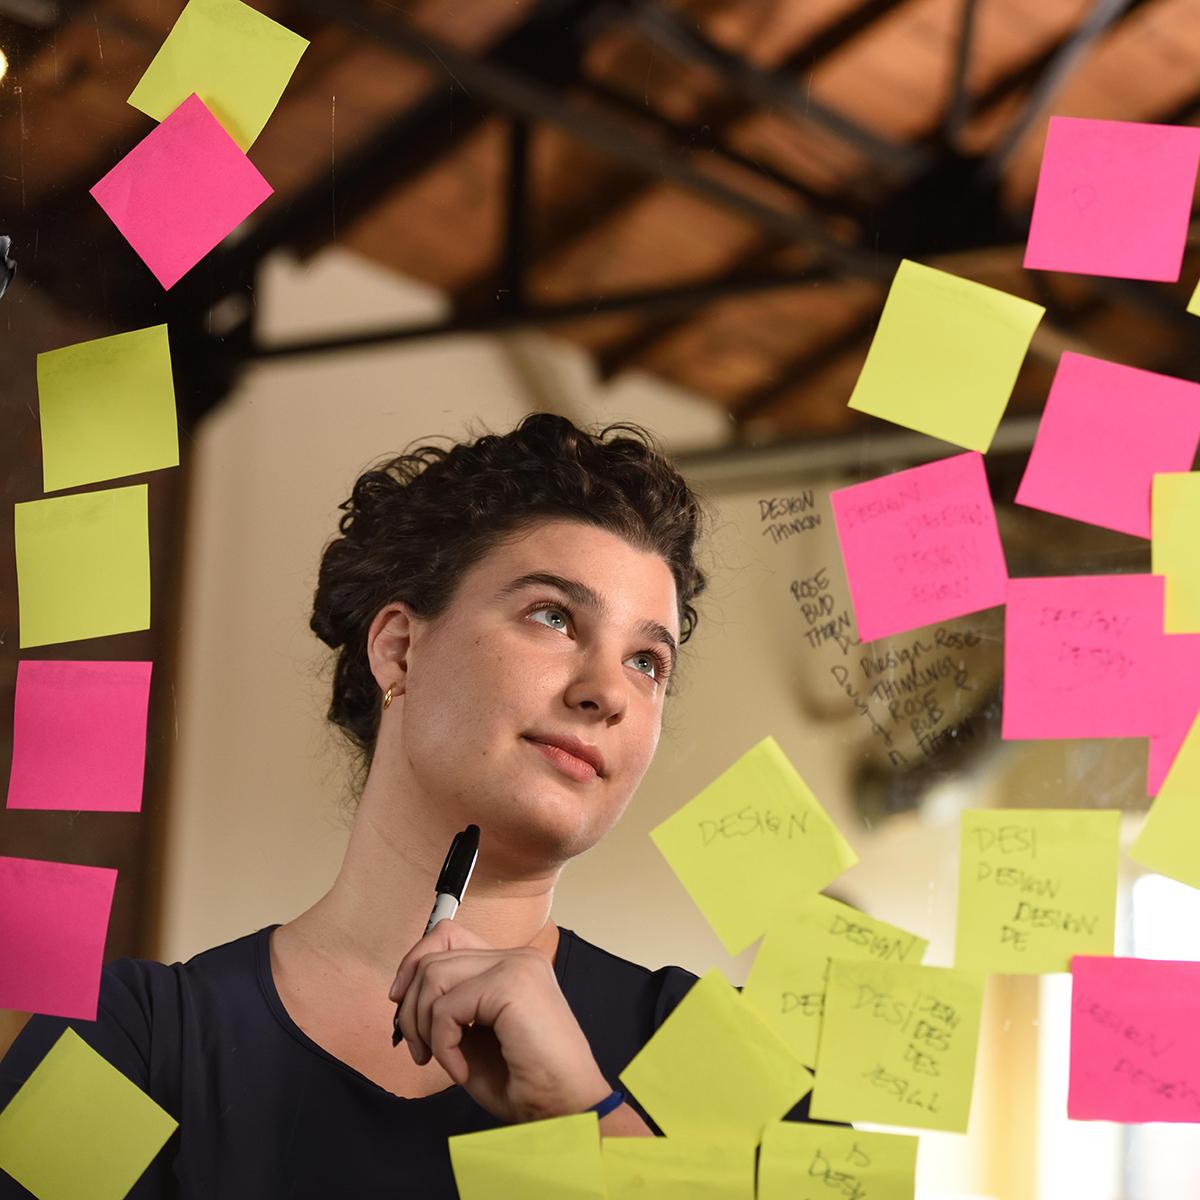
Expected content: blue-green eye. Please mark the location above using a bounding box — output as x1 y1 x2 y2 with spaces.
626 652 658 678
528 605 570 632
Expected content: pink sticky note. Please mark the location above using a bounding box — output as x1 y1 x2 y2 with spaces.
90 93 273 289
1002 575 1166 740
1069 956 1200 1122
1015 353 1200 539
830 452 1007 642
1149 632 1200 794
0 856 117 1020
6 661 153 812
1025 116 1200 282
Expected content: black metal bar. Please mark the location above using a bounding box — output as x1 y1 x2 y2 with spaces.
579 79 865 221
294 0 889 282
981 0 1135 182
942 0 979 148
619 0 925 175
499 118 530 313
246 266 837 361
780 0 913 69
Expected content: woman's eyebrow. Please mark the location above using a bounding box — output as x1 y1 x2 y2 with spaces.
494 571 678 671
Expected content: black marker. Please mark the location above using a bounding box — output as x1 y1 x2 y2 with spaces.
392 823 480 1048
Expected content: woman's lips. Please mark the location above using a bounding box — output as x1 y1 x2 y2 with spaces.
523 737 599 782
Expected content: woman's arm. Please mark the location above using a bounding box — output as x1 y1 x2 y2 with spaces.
598 1101 654 1137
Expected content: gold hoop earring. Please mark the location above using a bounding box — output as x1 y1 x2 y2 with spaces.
383 685 394 710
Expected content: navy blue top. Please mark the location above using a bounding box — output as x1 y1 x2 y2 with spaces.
0 924 820 1197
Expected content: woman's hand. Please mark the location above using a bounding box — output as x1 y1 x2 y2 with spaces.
388 921 613 1124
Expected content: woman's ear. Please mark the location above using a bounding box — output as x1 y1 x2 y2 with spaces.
366 603 416 697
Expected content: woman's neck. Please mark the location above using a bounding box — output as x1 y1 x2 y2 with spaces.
280 775 561 988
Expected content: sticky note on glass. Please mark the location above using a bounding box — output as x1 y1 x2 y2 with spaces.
1149 632 1200 793
91 94 273 290
1131 709 1200 889
620 969 813 1139
448 1113 605 1200
0 1028 177 1200
743 894 927 1065
831 451 1007 641
7 661 153 812
847 259 1044 452
1153 472 1200 631
37 325 179 493
1188 276 1200 318
650 737 857 955
1024 116 1200 281
1002 575 1166 740
1015 353 1200 539
757 1123 918 1200
128 0 308 151
1069 955 1200 1122
602 1136 755 1199
954 809 1118 974
811 959 984 1132
0 856 117 1019
14 485 150 649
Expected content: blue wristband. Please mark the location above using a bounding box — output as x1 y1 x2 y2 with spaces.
588 1088 625 1118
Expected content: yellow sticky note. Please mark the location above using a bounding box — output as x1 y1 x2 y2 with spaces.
811 959 984 1131
448 1112 605 1200
848 259 1045 452
127 0 308 151
954 809 1119 973
602 1135 755 1198
743 895 928 1065
38 326 179 493
758 1123 918 1200
0 1028 176 1200
14 486 150 649
1188 276 1200 317
620 968 813 1140
1153 472 1200 632
1131 708 1200 889
650 738 857 955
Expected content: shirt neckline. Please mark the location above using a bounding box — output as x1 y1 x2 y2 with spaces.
254 922 576 1105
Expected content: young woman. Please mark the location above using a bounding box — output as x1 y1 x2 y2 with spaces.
0 414 817 1197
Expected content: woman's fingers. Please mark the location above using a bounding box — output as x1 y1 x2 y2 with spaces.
398 948 500 1064
389 920 488 1004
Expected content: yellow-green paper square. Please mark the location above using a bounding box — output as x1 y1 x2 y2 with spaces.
0 1028 177 1200
1152 472 1200 632
620 968 813 1140
650 737 857 955
811 959 984 1132
38 325 179 493
757 1123 918 1200
954 809 1118 973
602 1135 755 1198
127 0 309 151
848 259 1044 452
743 894 927 1065
15 485 150 648
1131 709 1200 890
448 1112 605 1200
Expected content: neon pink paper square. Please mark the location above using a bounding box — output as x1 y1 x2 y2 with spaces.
830 452 1007 642
1149 632 1200 795
6 660 152 812
1002 575 1166 740
1015 353 1200 539
1025 116 1200 282
0 856 117 1020
1069 956 1200 1122
90 93 273 289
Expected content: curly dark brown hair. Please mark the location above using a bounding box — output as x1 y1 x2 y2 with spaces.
309 413 708 787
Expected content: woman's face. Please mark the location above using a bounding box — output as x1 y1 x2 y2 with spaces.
373 518 683 873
